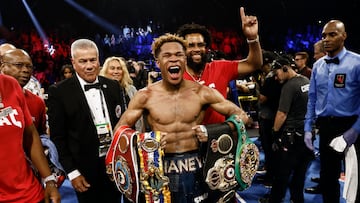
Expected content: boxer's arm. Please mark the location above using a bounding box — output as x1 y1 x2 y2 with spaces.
202 86 249 124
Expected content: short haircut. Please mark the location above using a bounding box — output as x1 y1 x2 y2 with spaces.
151 33 187 59
71 39 99 59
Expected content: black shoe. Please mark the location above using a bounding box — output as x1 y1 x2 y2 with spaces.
311 177 320 183
304 185 321 194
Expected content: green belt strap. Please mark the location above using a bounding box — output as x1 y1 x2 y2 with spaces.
226 114 260 191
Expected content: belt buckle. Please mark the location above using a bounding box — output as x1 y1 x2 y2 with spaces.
211 134 234 155
141 137 160 152
238 143 259 186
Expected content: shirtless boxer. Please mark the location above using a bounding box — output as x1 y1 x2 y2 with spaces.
114 33 248 203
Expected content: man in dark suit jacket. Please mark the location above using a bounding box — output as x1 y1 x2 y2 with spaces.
47 39 126 203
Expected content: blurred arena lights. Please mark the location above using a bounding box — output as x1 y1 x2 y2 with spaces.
64 0 121 34
21 0 55 55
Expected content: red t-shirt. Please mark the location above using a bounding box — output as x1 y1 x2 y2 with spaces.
183 60 239 124
24 89 47 135
0 74 44 203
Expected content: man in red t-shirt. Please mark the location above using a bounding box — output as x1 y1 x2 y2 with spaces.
1 48 47 134
0 74 60 202
177 7 263 125
177 7 263 203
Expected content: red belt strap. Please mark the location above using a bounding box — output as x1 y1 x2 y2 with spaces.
105 126 139 203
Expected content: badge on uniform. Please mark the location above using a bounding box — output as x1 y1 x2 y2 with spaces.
115 105 122 118
334 73 346 88
97 122 112 157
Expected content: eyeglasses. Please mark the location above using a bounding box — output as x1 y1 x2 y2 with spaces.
1 61 33 69
188 42 206 48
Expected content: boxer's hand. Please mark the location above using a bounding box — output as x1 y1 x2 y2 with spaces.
159 132 168 149
238 111 249 125
192 125 208 143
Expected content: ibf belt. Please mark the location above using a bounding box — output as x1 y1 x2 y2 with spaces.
138 131 171 203
105 126 139 203
203 123 238 196
226 114 260 191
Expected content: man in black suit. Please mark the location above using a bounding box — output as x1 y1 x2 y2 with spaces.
47 39 126 203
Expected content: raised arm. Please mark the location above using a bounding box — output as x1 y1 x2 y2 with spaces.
238 7 263 77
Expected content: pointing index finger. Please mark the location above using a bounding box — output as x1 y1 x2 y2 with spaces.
240 7 245 21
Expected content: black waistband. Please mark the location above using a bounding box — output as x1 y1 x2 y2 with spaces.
165 150 199 158
317 115 358 124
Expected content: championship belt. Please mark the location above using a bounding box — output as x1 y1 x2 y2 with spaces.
203 122 238 201
226 115 260 191
105 126 139 203
137 131 171 203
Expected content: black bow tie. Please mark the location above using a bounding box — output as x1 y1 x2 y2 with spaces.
325 57 340 64
84 83 101 91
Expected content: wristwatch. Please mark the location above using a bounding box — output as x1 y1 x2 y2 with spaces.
43 174 57 187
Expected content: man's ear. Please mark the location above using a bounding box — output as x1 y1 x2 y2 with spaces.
342 32 347 41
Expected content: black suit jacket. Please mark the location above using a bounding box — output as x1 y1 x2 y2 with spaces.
47 75 125 183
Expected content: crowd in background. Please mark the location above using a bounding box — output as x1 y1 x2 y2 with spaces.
1 22 325 96
1 22 251 93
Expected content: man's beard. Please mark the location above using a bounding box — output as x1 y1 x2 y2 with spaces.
187 54 208 73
